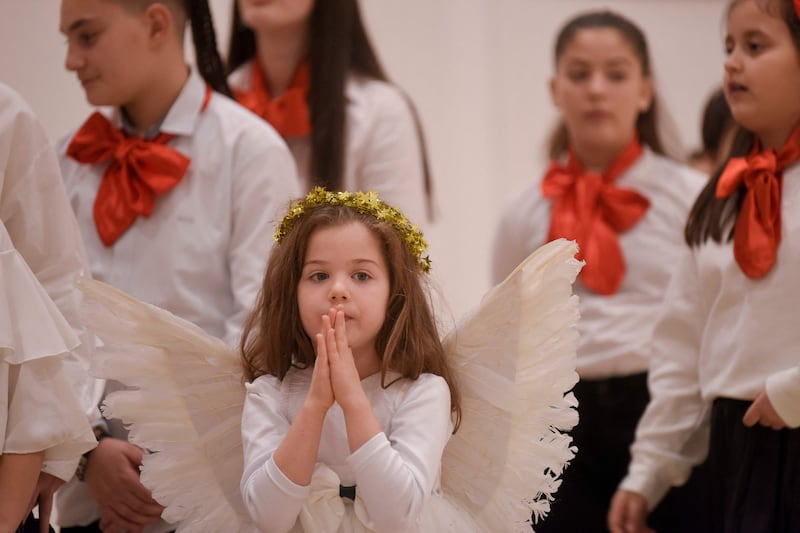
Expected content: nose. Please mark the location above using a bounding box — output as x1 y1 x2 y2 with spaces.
328 277 350 302
587 72 606 95
64 42 84 72
724 47 740 76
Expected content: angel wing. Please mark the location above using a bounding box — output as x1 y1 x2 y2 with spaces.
441 238 582 532
78 278 253 532
79 237 580 533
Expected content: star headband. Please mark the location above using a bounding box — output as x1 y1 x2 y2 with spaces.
274 187 432 273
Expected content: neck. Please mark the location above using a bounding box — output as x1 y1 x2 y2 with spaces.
758 122 799 151
572 139 631 173
254 25 309 97
354 348 381 380
124 60 190 132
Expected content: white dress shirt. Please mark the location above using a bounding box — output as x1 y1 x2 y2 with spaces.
620 163 800 507
0 82 96 480
55 69 301 529
492 148 706 379
229 62 429 227
241 370 452 533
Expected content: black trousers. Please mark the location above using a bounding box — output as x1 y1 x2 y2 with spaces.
708 398 800 533
534 372 709 533
16 513 55 533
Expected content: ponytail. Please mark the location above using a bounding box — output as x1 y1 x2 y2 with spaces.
184 0 231 97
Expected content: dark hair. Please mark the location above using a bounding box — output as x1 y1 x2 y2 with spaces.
700 88 734 156
546 10 665 159
182 0 231 97
240 205 461 429
685 0 800 246
227 0 433 216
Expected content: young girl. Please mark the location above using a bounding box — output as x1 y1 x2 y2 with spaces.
55 1 300 531
238 189 457 532
227 0 432 224
491 10 707 532
609 1 800 532
75 186 582 532
0 83 96 533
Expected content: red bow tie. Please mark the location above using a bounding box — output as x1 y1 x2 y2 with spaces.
67 112 190 246
542 139 649 295
715 126 800 277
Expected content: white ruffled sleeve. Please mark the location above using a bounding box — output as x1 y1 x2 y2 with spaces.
620 248 711 508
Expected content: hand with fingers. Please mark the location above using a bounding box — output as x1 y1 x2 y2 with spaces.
83 438 164 533
743 390 787 430
325 307 369 410
608 489 655 533
308 312 336 414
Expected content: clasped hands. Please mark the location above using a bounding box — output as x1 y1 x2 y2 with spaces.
307 306 368 413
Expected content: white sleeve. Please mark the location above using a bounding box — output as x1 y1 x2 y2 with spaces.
491 197 538 286
356 87 428 227
620 248 711 508
240 376 309 533
225 140 300 347
766 366 800 428
0 92 101 418
348 375 452 531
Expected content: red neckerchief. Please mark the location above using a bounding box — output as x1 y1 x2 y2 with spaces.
715 125 800 278
67 86 212 246
234 60 311 138
542 137 649 294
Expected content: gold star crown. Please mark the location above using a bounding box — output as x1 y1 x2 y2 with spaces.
274 187 431 273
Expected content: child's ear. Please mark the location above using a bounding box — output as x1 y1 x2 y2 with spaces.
143 3 176 48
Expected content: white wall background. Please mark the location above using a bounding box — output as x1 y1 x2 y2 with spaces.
1 0 727 320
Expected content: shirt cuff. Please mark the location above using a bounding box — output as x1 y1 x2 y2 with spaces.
346 433 388 473
618 463 672 510
766 367 800 428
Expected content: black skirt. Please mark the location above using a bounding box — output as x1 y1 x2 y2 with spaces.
708 398 800 533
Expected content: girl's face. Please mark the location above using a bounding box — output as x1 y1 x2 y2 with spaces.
297 222 390 364
60 0 154 107
550 27 653 159
725 0 800 148
237 0 315 34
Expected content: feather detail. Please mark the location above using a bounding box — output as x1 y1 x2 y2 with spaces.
78 278 252 532
441 238 582 532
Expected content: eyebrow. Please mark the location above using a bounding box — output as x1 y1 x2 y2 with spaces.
60 17 95 35
303 258 382 268
564 57 635 67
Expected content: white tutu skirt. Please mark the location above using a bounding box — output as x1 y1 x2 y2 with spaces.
0 226 95 459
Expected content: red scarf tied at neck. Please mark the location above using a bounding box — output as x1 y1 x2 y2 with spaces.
542 138 649 295
67 86 211 246
715 126 800 278
234 60 311 139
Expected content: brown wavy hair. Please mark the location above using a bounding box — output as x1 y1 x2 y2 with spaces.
240 204 461 429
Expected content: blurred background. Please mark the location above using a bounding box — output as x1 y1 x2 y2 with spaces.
0 0 727 320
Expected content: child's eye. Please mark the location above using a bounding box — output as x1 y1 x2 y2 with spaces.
567 70 589 82
607 71 628 82
310 272 328 282
746 40 763 53
78 31 99 47
353 272 370 281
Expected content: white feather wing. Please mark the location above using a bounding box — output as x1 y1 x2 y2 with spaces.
78 278 252 532
441 238 582 532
